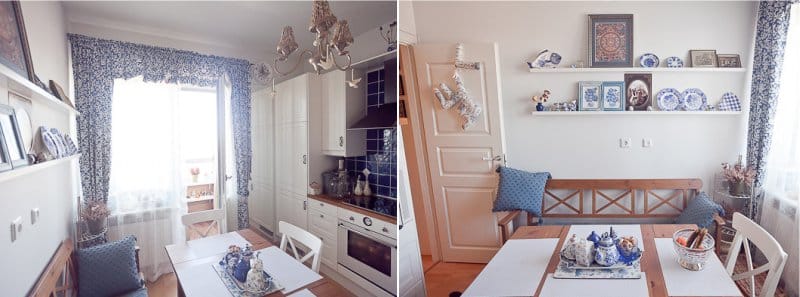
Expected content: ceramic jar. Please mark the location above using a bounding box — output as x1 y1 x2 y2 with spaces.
574 238 595 267
561 234 578 260
594 233 620 267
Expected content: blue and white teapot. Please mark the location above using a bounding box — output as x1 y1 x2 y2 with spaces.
594 232 620 266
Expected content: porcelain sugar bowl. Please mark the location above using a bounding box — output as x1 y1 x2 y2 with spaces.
594 232 620 266
574 238 595 267
561 234 578 260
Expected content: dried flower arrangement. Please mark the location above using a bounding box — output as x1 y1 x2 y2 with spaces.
721 162 755 184
190 167 200 176
80 200 110 221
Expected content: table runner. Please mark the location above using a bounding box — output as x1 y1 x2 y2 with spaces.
539 273 649 297
259 246 323 293
655 238 742 296
567 225 644 250
462 238 558 297
167 232 250 264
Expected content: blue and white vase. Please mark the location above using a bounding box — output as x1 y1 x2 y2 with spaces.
594 233 620 266
536 102 545 111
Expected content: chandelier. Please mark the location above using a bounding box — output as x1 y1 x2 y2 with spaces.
274 0 355 76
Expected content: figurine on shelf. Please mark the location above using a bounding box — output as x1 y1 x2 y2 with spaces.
354 175 364 196
532 90 551 111
527 49 562 69
362 168 372 196
245 252 268 292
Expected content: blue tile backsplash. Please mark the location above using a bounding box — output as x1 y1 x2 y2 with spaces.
345 68 397 198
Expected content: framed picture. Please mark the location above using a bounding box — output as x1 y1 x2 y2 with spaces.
0 104 29 170
624 73 652 111
578 81 603 111
717 54 741 68
690 50 718 67
49 80 75 108
0 1 35 81
588 14 634 68
601 81 625 111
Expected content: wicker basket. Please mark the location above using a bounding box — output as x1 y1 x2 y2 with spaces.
672 228 715 271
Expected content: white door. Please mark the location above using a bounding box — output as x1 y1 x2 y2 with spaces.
413 43 506 263
249 88 275 232
218 74 235 232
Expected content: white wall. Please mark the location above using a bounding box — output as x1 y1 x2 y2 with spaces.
412 1 757 191
0 2 75 296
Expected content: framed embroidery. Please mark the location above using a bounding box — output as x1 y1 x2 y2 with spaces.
589 14 634 68
578 81 603 111
601 81 625 111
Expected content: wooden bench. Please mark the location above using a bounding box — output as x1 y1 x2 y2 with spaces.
28 239 143 297
497 178 725 251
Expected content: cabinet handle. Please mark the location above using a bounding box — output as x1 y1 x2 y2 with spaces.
349 216 355 221
303 201 308 210
382 227 389 233
320 214 324 218
320 203 324 207
302 154 308 165
339 136 344 147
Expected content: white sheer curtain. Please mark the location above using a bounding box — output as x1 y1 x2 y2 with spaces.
761 3 799 295
107 77 209 282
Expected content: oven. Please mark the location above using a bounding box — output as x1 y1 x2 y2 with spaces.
338 219 397 295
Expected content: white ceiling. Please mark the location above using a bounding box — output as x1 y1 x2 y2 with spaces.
63 1 396 59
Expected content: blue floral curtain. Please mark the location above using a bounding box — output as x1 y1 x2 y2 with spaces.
746 1 795 222
68 34 252 229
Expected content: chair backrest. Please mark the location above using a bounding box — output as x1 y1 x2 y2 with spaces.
278 221 322 273
724 212 788 297
29 240 76 297
181 209 225 241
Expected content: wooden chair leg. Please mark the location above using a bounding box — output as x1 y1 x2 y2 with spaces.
712 214 726 255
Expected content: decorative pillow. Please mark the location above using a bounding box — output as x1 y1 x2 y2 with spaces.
492 166 551 218
675 192 725 228
78 235 143 297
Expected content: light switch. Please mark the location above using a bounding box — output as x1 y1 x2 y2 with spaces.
642 138 653 148
31 208 40 225
619 138 632 148
10 217 22 242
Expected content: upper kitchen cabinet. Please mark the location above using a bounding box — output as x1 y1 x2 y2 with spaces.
321 69 366 157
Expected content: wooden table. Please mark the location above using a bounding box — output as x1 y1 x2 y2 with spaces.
471 224 742 297
165 229 351 297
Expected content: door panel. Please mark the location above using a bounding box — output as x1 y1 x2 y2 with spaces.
249 89 275 232
413 43 505 263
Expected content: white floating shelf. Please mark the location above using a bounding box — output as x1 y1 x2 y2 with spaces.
531 111 743 116
528 67 747 73
0 63 79 115
0 155 80 184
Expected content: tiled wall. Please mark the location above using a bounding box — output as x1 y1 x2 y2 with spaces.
345 68 397 198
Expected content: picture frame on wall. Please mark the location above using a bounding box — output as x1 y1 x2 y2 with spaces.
690 50 718 67
588 14 634 68
624 73 652 111
717 54 741 68
0 104 30 170
49 80 75 108
601 81 625 111
578 81 603 111
0 1 35 81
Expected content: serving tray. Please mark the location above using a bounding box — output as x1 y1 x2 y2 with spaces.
213 262 283 297
554 252 642 279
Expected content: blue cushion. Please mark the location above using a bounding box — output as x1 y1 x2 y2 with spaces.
118 287 148 297
675 192 725 228
492 166 551 218
77 235 143 297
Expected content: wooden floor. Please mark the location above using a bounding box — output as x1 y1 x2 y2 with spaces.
421 255 436 272
424 262 485 297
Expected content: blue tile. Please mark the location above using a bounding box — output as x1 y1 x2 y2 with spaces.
391 177 397 188
367 71 380 82
368 106 379 114
367 140 377 151
368 94 381 106
379 81 385 92
379 69 385 78
389 188 397 198
379 175 390 186
368 174 378 185
378 93 385 104
367 129 378 139
367 82 380 94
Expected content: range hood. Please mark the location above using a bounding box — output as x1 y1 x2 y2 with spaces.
348 102 397 130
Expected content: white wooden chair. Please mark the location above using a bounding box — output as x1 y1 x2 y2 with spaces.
181 209 225 241
724 212 788 297
278 221 323 273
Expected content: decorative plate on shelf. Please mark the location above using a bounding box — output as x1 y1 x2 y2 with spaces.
665 56 684 68
656 88 682 111
717 92 741 111
639 53 660 68
681 88 708 111
50 128 67 158
38 127 59 160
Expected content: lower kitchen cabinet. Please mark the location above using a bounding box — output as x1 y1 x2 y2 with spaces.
308 197 338 269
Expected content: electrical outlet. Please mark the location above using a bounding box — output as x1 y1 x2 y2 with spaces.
31 208 40 225
642 138 653 148
619 138 632 148
10 217 22 242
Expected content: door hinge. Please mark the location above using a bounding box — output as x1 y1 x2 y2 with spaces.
339 136 344 147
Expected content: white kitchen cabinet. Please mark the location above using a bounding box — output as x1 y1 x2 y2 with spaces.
308 197 338 269
321 69 366 157
249 88 276 232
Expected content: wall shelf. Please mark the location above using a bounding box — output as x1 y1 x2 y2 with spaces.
528 67 747 73
0 63 79 116
530 111 743 116
0 155 80 184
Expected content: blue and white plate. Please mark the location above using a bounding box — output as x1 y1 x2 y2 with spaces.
718 92 741 111
640 53 659 68
681 88 708 111
656 88 681 111
665 56 684 68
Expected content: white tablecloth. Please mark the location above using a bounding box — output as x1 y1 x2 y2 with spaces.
166 232 250 264
173 246 322 297
462 239 558 297
655 238 742 296
539 273 649 297
567 224 644 250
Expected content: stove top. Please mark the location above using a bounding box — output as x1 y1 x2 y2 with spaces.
340 194 397 218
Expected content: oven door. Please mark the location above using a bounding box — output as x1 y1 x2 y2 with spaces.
338 220 397 295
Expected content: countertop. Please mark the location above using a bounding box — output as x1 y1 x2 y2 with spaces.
307 194 397 225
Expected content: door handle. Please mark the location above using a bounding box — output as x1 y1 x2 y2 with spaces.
482 155 502 161
225 175 233 181
339 136 344 147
